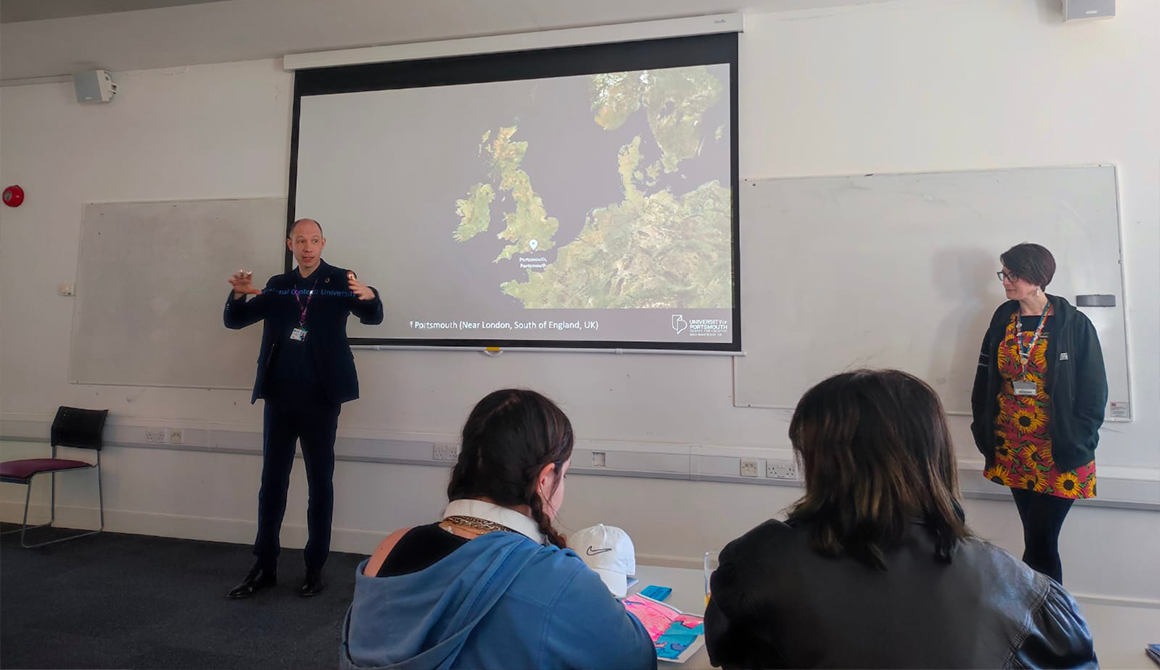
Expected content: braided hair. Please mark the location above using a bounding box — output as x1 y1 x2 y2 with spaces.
447 389 573 549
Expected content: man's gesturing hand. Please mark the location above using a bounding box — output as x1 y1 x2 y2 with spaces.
229 270 261 299
348 271 375 301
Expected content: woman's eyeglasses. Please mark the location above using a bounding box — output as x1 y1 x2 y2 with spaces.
997 271 1018 283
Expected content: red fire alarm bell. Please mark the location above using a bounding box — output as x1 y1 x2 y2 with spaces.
3 185 24 207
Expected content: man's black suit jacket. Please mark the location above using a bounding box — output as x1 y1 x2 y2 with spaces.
224 260 383 405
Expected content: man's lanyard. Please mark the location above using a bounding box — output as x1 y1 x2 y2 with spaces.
1015 302 1051 377
293 275 320 328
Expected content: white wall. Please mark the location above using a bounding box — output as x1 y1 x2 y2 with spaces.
2 0 1157 603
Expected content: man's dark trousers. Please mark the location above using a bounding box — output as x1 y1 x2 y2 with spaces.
253 387 341 575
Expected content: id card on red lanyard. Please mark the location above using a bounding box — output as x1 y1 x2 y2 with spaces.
291 276 320 342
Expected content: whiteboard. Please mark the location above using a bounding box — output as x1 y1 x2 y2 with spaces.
70 198 287 389
734 166 1131 419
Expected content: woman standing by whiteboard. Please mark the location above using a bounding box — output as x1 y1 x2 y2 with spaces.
971 243 1108 584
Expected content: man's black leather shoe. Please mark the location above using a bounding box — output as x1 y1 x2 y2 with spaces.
300 572 326 597
227 566 276 599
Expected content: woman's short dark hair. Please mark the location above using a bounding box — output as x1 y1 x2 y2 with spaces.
447 389 573 548
787 370 970 569
1001 243 1056 288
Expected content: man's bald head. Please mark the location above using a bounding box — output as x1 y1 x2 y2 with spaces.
286 218 326 276
288 218 323 239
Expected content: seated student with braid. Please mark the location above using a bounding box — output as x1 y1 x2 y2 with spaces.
340 389 656 670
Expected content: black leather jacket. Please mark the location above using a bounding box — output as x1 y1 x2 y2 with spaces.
705 519 1097 669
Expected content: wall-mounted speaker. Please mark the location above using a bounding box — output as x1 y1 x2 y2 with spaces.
73 70 117 103
1063 0 1115 21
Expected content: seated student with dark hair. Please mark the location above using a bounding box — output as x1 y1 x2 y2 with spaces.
340 389 656 670
705 369 1096 670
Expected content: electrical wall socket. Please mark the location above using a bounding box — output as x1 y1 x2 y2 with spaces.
167 429 183 445
433 444 459 462
766 459 799 481
591 451 607 467
740 458 760 477
144 429 166 444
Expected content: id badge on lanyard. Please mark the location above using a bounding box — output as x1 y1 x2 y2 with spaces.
291 277 319 343
1013 380 1037 397
1014 304 1050 396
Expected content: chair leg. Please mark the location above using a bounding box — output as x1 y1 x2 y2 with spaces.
5 470 104 549
96 457 104 531
23 482 31 542
0 482 52 539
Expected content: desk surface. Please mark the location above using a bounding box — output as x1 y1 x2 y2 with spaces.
631 565 712 669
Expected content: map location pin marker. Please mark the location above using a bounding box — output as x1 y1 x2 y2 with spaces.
529 239 538 251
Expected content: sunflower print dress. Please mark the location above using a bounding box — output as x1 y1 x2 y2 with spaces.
984 311 1096 499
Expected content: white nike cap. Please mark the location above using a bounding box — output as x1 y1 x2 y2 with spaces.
569 524 636 597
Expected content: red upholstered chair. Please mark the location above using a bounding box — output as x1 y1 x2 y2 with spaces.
0 407 107 548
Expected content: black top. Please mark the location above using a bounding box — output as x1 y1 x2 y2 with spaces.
268 269 321 388
1016 313 1054 334
376 523 468 577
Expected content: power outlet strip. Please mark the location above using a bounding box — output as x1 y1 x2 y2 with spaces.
433 444 460 462
766 459 799 481
144 428 184 445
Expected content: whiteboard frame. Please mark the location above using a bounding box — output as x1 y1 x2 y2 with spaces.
731 164 1133 422
68 196 286 390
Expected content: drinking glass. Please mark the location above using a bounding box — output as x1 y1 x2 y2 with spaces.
704 550 720 606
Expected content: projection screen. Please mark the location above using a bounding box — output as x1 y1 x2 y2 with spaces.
289 34 739 351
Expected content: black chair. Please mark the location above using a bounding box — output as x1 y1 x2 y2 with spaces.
0 407 107 548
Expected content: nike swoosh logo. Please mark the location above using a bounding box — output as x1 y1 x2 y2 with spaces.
586 547 612 556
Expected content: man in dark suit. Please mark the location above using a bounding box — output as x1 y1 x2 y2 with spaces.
223 218 383 598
